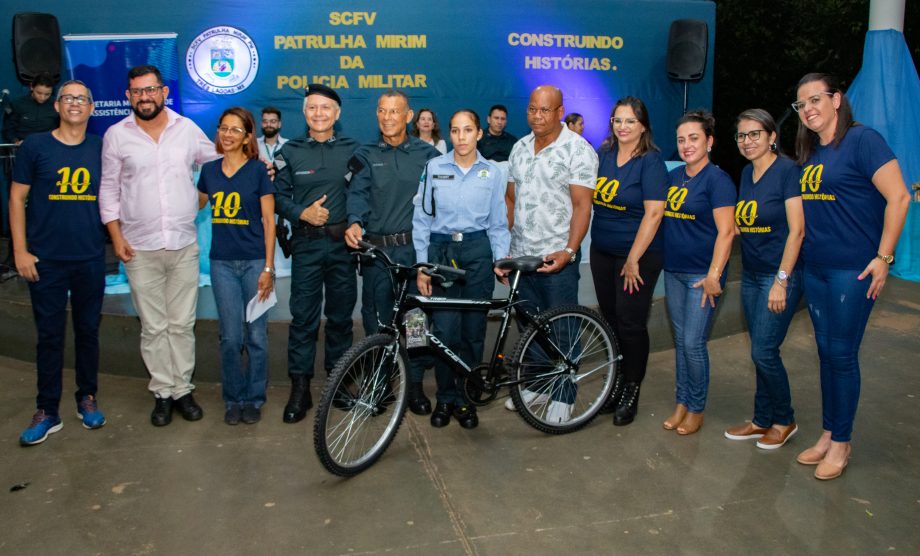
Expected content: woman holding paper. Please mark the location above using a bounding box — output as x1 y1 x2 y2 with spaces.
197 106 276 426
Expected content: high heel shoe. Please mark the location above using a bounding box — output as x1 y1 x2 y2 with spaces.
815 444 851 480
663 403 688 430
676 411 704 435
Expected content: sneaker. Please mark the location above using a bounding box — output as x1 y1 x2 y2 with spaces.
724 421 769 441
224 406 242 425
504 389 550 411
76 395 106 429
241 405 261 425
20 410 63 446
756 423 798 450
546 401 573 423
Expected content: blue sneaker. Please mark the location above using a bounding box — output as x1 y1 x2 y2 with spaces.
20 410 63 446
77 395 106 429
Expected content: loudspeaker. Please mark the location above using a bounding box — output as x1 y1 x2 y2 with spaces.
666 19 708 81
13 12 62 83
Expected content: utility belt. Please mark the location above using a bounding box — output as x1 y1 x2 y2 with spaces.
429 230 488 243
291 220 347 240
364 231 412 248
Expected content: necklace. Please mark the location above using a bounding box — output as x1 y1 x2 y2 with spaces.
681 169 696 187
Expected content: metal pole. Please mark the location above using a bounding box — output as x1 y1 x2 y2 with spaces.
869 0 905 32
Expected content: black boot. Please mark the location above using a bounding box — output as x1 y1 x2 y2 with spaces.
599 372 626 415
613 382 640 426
283 375 312 423
407 382 432 415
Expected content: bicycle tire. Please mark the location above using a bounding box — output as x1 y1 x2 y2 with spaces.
313 334 409 476
508 305 619 434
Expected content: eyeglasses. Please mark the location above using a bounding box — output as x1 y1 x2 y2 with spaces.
217 125 246 137
128 85 163 97
611 117 638 127
734 129 765 143
59 94 90 105
791 92 834 112
527 105 560 116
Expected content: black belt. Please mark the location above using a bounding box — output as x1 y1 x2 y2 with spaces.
292 221 347 240
430 230 488 243
365 231 412 247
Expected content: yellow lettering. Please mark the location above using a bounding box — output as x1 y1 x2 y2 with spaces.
340 55 364 69
330 11 377 25
375 35 427 48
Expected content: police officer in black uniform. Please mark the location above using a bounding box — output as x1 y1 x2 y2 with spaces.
344 89 439 415
476 104 517 162
274 84 359 424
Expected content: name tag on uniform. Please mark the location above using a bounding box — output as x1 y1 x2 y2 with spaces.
433 174 454 180
296 170 316 175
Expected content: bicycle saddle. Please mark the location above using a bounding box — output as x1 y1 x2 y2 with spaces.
495 256 545 273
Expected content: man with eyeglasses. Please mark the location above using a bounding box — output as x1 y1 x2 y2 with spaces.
99 65 217 427
9 80 108 445
257 107 287 163
344 89 440 415
272 84 359 423
500 85 598 422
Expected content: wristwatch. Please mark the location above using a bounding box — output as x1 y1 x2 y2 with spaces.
563 247 577 263
775 269 788 287
263 266 276 278
877 252 894 264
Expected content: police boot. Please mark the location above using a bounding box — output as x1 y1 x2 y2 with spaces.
613 382 640 426
283 375 312 423
599 372 626 415
407 382 432 415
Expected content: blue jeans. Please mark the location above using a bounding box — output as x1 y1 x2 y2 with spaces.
664 271 725 413
804 265 875 442
28 257 105 417
210 259 269 409
741 269 803 427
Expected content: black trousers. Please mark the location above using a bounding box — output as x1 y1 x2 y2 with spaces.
589 246 663 384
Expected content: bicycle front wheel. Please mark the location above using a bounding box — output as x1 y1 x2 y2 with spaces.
313 333 408 476
508 305 619 434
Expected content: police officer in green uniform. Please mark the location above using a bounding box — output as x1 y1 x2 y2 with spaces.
274 84 359 424
344 89 439 415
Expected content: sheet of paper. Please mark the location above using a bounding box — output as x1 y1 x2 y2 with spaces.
246 289 277 322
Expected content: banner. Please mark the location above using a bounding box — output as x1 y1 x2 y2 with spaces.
62 33 181 137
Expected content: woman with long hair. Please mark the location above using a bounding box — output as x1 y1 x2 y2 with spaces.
661 110 736 435
197 107 277 425
792 73 909 479
589 97 668 426
411 108 447 154
723 108 804 450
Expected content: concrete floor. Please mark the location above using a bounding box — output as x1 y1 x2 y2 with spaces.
1 278 919 555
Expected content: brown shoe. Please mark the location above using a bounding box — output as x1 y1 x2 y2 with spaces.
756 424 798 450
724 422 769 440
796 446 827 465
676 411 704 435
815 444 851 480
663 404 688 430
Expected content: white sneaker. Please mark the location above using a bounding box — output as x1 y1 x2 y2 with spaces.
504 389 549 411
546 401 573 423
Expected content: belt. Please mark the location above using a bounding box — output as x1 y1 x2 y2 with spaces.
365 231 412 247
291 221 347 239
429 230 488 243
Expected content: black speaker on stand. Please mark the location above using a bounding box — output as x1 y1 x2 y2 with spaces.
12 12 62 84
666 19 708 114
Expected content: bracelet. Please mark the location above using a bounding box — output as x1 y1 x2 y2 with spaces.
563 247 577 262
774 276 787 288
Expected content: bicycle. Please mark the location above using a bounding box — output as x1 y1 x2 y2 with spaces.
313 240 620 476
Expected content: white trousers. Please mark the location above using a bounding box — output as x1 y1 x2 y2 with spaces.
125 243 200 399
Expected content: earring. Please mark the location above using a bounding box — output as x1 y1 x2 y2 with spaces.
707 146 711 153
770 142 777 152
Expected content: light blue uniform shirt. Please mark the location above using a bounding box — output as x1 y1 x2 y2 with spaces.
412 151 510 264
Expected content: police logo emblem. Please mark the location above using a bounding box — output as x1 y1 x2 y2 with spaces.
187 26 259 95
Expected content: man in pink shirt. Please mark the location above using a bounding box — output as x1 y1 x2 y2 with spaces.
99 65 217 426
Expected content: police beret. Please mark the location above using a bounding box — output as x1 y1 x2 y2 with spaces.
304 83 341 106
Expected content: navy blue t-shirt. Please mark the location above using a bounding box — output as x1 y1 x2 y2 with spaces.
591 146 669 255
800 126 895 269
663 163 737 273
736 157 802 273
197 158 274 261
12 132 105 261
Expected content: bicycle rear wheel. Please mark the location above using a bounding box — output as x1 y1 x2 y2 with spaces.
313 333 408 476
508 305 619 434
